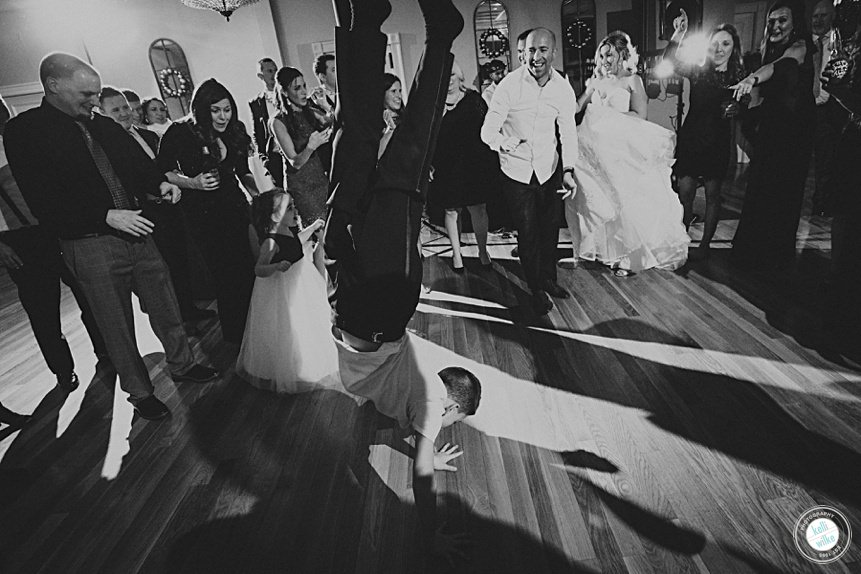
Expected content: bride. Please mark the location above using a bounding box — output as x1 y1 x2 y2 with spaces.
566 30 689 276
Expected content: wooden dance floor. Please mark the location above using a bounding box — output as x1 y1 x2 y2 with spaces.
1 170 859 573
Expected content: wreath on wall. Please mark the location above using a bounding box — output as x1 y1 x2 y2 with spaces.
158 68 191 98
566 19 592 50
479 29 509 59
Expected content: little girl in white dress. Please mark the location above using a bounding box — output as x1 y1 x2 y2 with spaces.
567 31 689 276
236 189 341 393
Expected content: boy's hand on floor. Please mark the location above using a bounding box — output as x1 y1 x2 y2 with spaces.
433 443 463 471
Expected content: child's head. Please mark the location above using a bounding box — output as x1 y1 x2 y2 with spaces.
252 188 297 238
438 367 482 427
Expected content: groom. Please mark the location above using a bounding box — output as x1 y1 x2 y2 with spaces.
323 0 479 566
480 27 579 314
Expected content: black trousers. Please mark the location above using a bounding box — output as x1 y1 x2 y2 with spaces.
812 99 846 213
502 171 562 292
3 226 107 377
182 193 254 344
325 0 460 342
144 202 197 319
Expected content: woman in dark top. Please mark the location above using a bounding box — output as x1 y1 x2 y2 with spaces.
730 0 816 270
665 16 747 259
429 62 496 271
270 67 332 225
157 78 259 344
822 24 861 354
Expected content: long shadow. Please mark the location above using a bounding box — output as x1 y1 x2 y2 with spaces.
152 377 597 574
413 304 860 566
686 244 860 366
0 371 115 567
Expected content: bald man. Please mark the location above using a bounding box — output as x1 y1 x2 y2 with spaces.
4 53 218 421
481 28 578 315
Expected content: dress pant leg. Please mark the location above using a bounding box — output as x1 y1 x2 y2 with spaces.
537 170 562 283
149 204 196 318
130 237 195 374
373 0 462 197
185 201 253 343
61 236 154 401
503 174 542 291
5 228 74 378
327 25 388 219
60 260 109 360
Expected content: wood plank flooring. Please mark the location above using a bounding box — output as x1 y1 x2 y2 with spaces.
1 171 859 573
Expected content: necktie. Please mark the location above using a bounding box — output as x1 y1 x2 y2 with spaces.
76 121 136 209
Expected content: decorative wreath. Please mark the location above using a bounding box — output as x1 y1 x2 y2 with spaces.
158 68 191 98
566 19 592 50
479 29 509 59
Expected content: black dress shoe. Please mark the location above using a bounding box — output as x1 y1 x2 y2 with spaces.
173 364 220 384
511 246 519 258
56 372 80 393
131 395 170 420
543 280 570 299
531 290 553 315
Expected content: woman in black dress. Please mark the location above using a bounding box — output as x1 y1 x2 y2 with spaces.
822 24 861 357
730 0 816 269
157 78 259 344
430 61 496 271
665 15 746 259
270 67 332 225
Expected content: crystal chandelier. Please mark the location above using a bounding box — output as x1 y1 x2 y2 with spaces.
180 0 261 22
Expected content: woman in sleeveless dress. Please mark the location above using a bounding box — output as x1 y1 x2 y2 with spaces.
271 67 333 225
566 31 689 276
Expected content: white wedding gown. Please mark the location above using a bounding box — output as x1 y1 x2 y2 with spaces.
566 81 689 272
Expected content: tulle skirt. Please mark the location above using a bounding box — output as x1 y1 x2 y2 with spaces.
236 251 342 394
566 105 689 272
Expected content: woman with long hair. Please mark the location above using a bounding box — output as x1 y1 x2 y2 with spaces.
567 30 689 276
378 73 403 157
270 67 332 224
729 0 816 269
156 78 259 343
665 16 747 259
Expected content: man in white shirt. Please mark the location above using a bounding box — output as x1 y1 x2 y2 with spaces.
811 0 843 216
481 28 578 314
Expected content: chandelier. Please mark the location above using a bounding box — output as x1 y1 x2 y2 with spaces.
180 0 261 22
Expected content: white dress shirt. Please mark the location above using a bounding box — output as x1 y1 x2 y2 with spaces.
481 66 578 185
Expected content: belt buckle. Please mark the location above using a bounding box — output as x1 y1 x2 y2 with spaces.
371 331 385 343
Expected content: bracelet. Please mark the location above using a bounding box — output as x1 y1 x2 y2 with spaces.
563 167 575 175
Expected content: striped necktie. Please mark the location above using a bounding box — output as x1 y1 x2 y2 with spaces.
76 121 136 209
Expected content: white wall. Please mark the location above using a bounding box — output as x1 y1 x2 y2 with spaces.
270 0 564 95
0 0 280 127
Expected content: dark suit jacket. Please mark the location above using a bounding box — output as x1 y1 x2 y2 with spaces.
249 92 270 159
4 100 166 239
133 126 160 157
249 92 284 186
